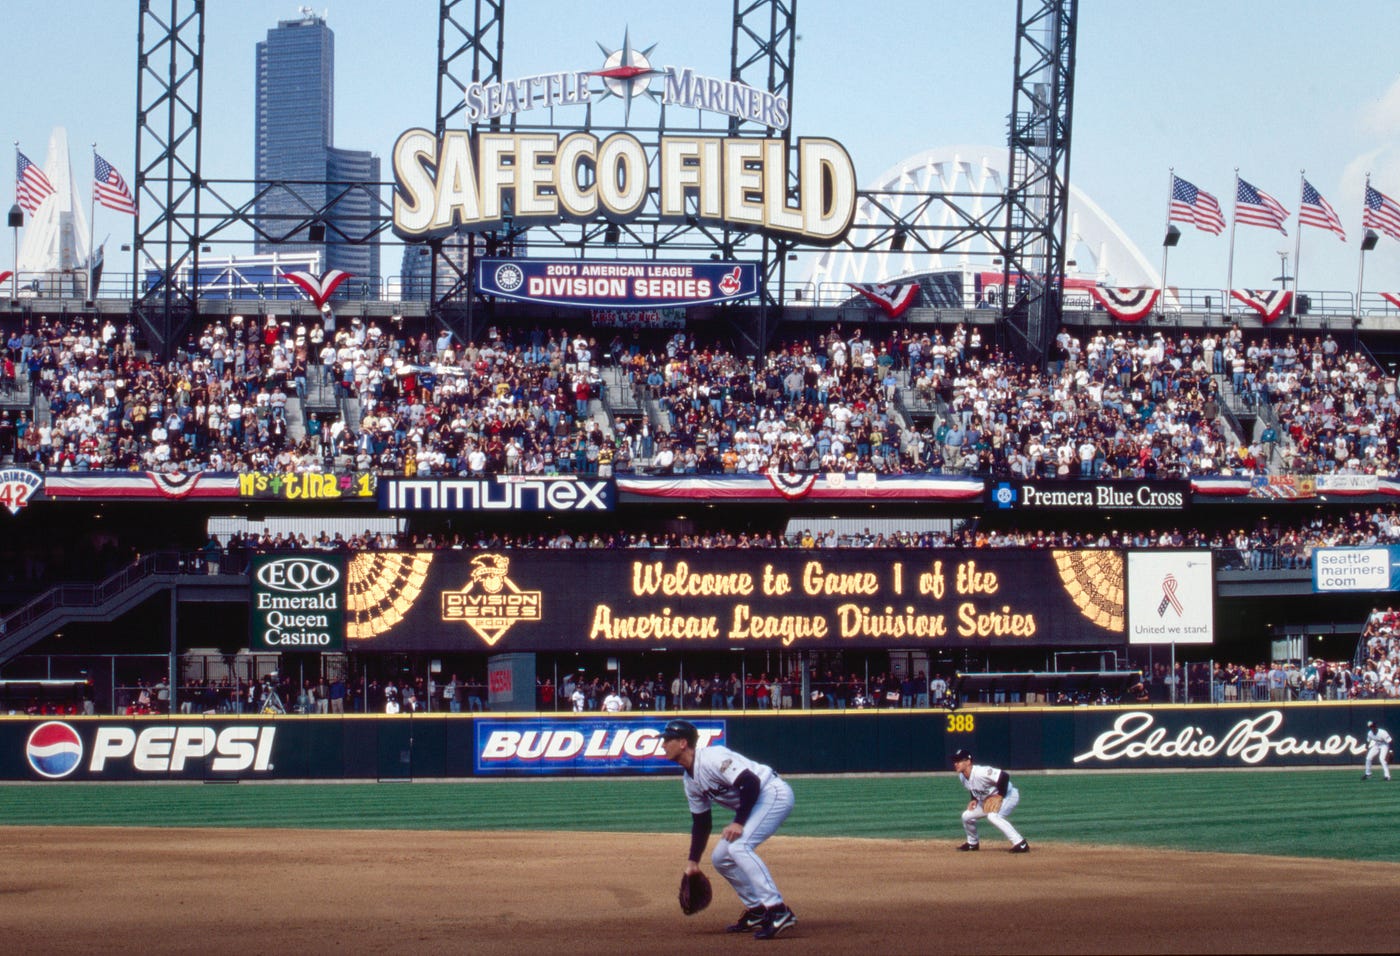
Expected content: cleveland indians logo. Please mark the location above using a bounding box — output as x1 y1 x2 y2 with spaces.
441 554 543 646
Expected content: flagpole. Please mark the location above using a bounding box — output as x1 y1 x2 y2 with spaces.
11 142 18 303
1161 168 1173 319
88 144 97 304
1291 171 1304 320
1226 168 1240 315
1357 173 1371 319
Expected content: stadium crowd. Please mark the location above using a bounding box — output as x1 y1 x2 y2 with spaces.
3 313 1396 481
193 503 1400 575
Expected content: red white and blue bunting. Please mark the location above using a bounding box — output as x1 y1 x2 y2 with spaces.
1088 287 1159 322
617 473 983 501
847 283 919 318
1229 289 1292 323
282 269 355 310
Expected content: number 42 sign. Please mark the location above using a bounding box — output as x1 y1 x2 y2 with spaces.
0 469 42 515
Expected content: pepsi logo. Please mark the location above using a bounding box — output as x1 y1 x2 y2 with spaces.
27 721 84 779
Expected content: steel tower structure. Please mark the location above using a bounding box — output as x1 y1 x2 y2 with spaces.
130 0 1077 365
1000 0 1078 364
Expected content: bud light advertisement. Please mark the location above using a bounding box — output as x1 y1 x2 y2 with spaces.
474 718 726 775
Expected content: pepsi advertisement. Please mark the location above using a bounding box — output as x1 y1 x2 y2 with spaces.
474 718 726 775
477 258 759 308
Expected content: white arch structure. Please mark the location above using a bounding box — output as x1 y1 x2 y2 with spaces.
806 145 1158 293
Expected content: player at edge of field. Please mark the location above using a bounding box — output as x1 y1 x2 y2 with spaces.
1363 720 1392 781
952 748 1030 853
660 719 798 940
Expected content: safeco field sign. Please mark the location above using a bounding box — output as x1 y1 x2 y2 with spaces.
250 555 346 650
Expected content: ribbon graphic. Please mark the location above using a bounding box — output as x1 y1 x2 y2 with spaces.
1156 573 1183 617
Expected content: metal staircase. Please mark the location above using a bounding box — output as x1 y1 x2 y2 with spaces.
0 551 246 666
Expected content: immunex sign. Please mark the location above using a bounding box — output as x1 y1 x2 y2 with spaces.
250 555 346 651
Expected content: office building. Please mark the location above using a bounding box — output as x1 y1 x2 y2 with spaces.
254 10 379 290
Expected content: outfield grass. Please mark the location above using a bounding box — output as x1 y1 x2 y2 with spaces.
1 770 1396 862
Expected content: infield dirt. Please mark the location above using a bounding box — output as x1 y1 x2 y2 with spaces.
1 827 1395 954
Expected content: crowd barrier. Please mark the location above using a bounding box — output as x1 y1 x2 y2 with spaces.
4 702 1396 781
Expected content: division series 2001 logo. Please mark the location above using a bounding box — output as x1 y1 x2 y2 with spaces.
25 721 277 779
441 554 542 646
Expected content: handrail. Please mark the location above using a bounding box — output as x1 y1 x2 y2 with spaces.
0 550 249 640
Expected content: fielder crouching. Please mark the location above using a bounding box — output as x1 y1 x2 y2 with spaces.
661 719 798 940
951 748 1029 853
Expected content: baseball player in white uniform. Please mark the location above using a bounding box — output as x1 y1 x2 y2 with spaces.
952 748 1029 853
1363 721 1392 781
660 719 797 940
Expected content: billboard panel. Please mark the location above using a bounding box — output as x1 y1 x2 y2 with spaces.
250 554 346 651
1126 551 1214 645
473 718 726 775
346 549 1127 651
1313 547 1395 592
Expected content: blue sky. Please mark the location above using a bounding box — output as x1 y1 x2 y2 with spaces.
6 0 1400 294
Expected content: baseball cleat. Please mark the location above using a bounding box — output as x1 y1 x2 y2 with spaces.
1010 840 1030 853
725 907 767 933
754 905 796 940
956 842 979 851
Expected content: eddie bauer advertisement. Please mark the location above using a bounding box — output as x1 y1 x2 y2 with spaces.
343 549 1127 650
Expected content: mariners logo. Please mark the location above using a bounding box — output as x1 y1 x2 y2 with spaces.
590 30 664 123
493 263 524 292
27 721 84 779
441 554 542 646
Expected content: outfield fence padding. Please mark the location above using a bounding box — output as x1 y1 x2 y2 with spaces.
3 703 1395 781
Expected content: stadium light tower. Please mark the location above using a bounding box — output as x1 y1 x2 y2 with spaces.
1274 250 1291 293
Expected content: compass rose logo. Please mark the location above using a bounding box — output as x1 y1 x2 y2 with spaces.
590 29 665 124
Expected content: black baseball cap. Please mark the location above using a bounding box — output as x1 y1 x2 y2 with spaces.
661 719 699 746
951 749 973 763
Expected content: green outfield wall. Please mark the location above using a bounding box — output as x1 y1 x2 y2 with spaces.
4 703 1396 782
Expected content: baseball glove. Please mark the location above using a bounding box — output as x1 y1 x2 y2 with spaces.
981 794 1004 814
679 870 713 916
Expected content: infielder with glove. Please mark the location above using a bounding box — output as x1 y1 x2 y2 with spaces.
952 748 1029 853
1363 720 1392 781
661 719 797 940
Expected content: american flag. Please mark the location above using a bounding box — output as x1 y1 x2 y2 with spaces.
1234 178 1289 234
1169 175 1226 235
15 150 55 216
1364 185 1400 241
93 152 138 215
1298 179 1346 240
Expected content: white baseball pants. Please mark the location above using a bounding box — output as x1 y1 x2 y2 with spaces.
1365 744 1391 780
962 784 1024 846
711 777 794 909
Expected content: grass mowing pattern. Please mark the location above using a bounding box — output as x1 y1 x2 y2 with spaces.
1 771 1396 862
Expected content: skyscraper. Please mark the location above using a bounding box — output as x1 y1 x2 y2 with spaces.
254 10 379 289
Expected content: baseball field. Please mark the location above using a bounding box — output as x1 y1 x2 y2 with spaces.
1 770 1397 954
